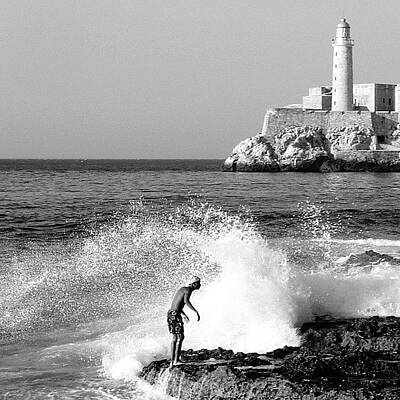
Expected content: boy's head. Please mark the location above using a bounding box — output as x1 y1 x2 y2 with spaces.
188 276 201 290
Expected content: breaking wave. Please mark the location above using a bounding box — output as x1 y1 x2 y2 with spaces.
97 202 400 380
0 201 399 382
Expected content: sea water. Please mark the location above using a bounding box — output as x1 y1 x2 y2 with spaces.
0 160 399 399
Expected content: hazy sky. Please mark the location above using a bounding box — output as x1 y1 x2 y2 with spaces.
1 0 400 158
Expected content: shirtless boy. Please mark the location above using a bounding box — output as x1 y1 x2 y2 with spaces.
167 276 201 367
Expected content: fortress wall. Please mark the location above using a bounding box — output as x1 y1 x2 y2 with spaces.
262 109 400 143
396 87 400 112
371 112 399 137
302 95 332 110
374 85 397 111
262 109 373 142
327 111 373 129
262 108 330 142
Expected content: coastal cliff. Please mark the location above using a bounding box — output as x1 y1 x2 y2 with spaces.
141 315 400 399
223 109 400 172
223 125 400 172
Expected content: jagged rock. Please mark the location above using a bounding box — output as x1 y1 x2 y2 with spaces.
332 152 400 172
223 124 400 172
222 134 279 172
327 125 374 151
141 316 400 399
223 126 331 172
275 126 330 171
342 249 400 268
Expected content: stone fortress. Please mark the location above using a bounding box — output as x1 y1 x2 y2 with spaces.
303 18 400 113
224 19 400 172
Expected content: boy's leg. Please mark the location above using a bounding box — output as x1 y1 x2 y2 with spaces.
175 333 184 364
170 334 177 367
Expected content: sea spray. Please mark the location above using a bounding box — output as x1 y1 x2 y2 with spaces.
0 201 221 335
97 202 300 379
186 226 299 352
97 202 399 380
0 200 398 383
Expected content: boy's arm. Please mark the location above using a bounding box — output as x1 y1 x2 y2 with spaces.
181 309 189 322
184 291 200 321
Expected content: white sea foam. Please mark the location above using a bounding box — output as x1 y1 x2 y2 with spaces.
185 227 299 352
98 203 400 381
99 208 301 379
3 200 397 383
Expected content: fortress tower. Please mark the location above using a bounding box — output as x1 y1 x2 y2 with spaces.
331 18 354 111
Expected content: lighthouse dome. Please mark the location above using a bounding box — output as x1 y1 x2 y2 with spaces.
337 18 350 28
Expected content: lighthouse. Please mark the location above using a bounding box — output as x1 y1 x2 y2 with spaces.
331 18 354 111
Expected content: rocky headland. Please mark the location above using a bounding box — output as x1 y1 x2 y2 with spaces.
141 251 400 399
141 315 400 399
223 125 400 172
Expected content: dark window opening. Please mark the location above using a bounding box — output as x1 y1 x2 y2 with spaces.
334 76 336 80
389 98 392 105
334 101 336 105
378 135 385 144
383 98 385 103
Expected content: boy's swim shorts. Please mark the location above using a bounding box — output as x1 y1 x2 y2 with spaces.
167 310 184 334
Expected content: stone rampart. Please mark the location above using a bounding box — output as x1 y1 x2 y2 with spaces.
262 109 375 142
328 111 373 130
371 112 399 136
262 108 399 143
227 108 400 172
262 109 330 142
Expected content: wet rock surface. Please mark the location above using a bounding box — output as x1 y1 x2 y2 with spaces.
141 316 400 399
342 250 400 268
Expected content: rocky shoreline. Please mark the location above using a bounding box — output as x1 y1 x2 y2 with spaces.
141 316 400 399
223 126 400 172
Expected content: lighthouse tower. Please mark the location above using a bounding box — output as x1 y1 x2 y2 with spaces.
332 18 354 111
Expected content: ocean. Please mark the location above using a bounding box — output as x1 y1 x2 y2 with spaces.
0 159 399 399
